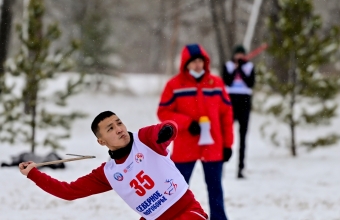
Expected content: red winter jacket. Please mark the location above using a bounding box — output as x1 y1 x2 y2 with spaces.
157 44 234 162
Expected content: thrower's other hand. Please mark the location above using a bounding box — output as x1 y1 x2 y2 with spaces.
156 125 174 144
19 161 36 176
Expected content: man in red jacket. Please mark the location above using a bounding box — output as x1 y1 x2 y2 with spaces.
157 44 234 220
19 111 208 220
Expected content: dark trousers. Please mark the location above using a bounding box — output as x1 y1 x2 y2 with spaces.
175 161 228 220
229 94 252 171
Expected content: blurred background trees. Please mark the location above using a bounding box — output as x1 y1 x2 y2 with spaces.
1 0 339 75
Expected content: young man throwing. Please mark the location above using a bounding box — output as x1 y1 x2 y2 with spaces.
19 111 208 220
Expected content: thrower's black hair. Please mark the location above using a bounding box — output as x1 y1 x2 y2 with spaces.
91 111 116 136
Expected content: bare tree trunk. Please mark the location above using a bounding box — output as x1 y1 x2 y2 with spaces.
288 52 297 157
0 0 14 92
30 80 38 153
228 0 237 51
165 0 180 75
24 70 39 153
150 0 166 73
208 0 230 69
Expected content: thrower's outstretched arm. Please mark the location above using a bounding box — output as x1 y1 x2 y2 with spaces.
19 162 112 201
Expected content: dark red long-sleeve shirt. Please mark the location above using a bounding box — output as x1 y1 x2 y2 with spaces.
27 121 197 219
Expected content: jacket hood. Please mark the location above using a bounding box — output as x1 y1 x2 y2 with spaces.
179 44 211 74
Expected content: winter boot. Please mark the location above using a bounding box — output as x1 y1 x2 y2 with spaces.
237 169 245 179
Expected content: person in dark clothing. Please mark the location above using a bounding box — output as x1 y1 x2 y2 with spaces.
222 45 255 179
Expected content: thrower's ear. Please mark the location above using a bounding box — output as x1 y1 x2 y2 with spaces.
97 138 106 146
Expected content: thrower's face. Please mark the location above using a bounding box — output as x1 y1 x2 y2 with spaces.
96 115 130 151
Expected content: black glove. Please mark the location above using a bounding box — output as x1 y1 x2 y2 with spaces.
237 58 247 66
156 125 174 144
188 121 201 136
223 148 233 162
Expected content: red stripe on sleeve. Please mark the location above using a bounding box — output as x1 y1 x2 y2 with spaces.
27 163 112 201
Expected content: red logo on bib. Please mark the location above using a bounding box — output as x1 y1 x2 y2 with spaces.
135 153 144 163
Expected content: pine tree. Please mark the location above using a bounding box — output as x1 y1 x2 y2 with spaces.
0 0 85 153
257 0 340 156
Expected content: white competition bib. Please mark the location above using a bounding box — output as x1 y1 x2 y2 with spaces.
104 133 188 219
225 61 254 94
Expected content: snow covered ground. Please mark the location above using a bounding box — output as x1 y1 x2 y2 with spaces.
1 73 340 220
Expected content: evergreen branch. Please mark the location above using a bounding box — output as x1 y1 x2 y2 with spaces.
52 74 84 106
301 134 340 149
300 104 337 125
40 109 86 130
43 137 64 150
270 131 280 147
